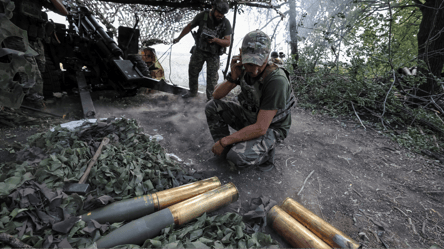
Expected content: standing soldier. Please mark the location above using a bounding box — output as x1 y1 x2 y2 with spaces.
173 0 232 101
205 30 296 172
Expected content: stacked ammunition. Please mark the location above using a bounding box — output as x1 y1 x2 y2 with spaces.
92 178 238 248
268 197 360 249
81 176 221 224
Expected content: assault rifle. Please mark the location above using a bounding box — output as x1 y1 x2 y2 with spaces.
45 6 190 118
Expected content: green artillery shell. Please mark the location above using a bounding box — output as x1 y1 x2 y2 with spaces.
95 183 238 248
96 208 174 248
81 176 221 224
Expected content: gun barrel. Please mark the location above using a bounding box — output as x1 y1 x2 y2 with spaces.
81 176 221 224
96 183 238 248
281 197 360 249
79 6 123 58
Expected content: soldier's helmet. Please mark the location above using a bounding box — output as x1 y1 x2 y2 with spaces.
213 0 229 14
241 30 271 66
271 51 279 59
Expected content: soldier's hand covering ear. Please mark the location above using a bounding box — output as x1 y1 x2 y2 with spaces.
230 54 242 81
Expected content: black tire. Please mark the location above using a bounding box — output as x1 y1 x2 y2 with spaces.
42 51 62 97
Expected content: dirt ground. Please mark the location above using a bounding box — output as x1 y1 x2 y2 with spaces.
1 90 443 248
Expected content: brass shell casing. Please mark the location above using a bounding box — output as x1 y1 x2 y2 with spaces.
281 197 360 249
168 183 239 225
152 176 221 210
268 205 331 249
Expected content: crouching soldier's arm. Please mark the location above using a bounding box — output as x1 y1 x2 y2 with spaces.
213 54 240 99
213 80 236 99
212 109 277 155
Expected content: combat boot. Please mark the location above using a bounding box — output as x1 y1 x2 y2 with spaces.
181 92 197 99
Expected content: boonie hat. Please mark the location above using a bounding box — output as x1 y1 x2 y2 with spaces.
241 30 271 66
213 0 229 14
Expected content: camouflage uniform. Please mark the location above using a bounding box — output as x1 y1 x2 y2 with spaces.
189 47 220 100
205 30 295 169
205 98 281 168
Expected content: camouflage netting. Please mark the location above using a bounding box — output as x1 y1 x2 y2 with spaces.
134 212 279 248
0 118 279 248
67 0 273 45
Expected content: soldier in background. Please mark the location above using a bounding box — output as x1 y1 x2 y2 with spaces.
173 0 232 101
141 47 165 80
270 51 283 65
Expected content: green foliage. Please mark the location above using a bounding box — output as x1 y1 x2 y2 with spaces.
287 44 444 154
349 0 420 71
284 0 444 154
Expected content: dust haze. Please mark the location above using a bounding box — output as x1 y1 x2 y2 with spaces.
92 92 215 162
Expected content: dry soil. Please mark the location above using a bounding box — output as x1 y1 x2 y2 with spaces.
1 91 443 248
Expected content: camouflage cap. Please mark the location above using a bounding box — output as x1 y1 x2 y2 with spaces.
241 30 271 66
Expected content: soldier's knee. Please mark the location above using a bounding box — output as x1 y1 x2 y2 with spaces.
205 99 217 116
226 150 240 165
226 150 253 168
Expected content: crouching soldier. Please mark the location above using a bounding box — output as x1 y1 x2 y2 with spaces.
205 30 296 171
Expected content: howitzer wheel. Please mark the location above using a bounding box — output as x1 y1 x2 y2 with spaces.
42 51 62 97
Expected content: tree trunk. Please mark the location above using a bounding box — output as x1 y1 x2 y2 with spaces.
288 0 299 72
417 0 444 96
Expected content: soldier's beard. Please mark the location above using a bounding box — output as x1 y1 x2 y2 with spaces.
212 12 223 25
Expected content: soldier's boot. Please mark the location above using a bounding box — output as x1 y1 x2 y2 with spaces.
257 161 275 172
181 92 197 99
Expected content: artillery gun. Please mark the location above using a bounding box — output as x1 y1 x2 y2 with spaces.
1 0 189 118
46 6 189 117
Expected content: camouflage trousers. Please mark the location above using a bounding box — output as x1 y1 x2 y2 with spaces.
205 99 281 168
188 47 219 100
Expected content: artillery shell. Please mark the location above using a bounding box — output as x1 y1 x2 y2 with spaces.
281 197 360 249
96 183 239 248
95 208 174 248
81 176 221 224
168 182 239 225
268 205 331 249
